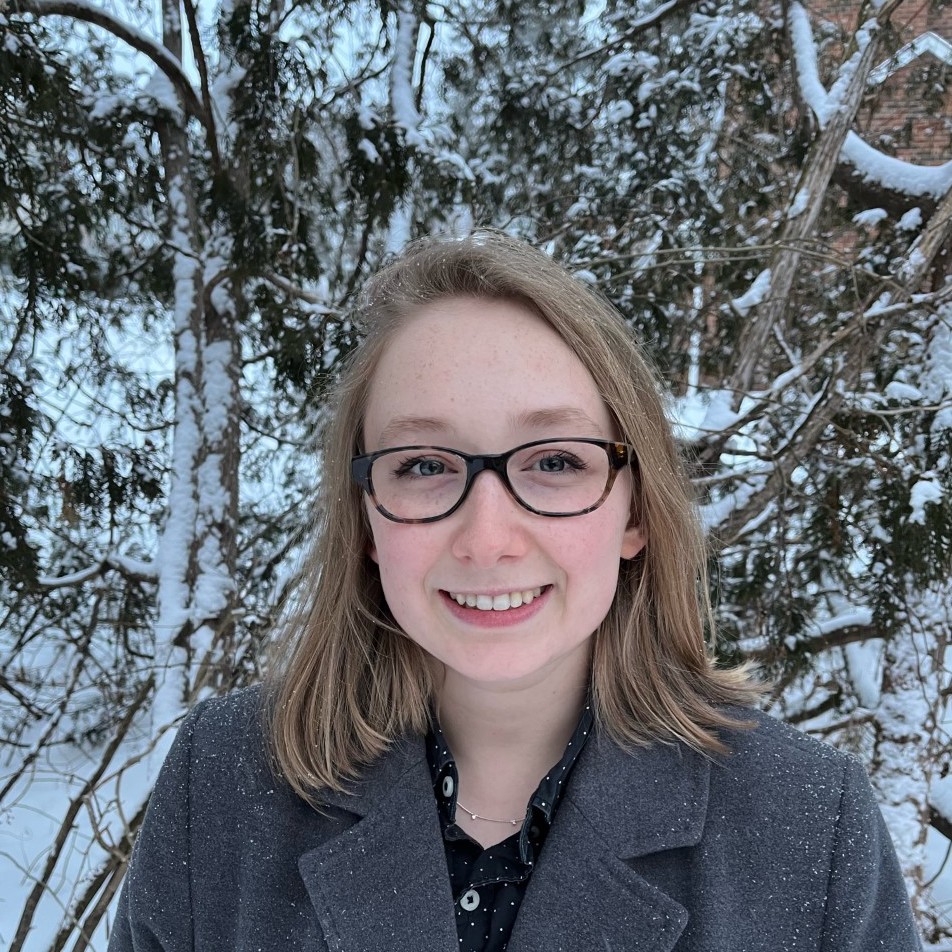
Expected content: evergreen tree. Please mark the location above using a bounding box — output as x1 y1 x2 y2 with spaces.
1 0 949 945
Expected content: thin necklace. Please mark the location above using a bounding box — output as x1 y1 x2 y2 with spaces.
456 800 522 826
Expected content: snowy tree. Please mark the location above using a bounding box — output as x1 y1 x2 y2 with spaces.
1 0 950 946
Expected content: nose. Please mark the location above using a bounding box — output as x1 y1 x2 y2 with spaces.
448 468 529 566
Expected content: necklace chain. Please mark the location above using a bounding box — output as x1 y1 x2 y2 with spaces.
456 800 522 826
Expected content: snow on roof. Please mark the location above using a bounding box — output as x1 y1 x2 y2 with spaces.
868 32 952 85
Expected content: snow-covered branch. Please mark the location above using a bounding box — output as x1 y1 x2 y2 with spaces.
730 3 888 398
390 2 423 149
14 0 208 128
36 555 157 588
790 1 952 200
557 0 699 72
261 271 341 314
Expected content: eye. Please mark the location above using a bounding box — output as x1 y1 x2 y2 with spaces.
393 456 449 478
531 451 588 473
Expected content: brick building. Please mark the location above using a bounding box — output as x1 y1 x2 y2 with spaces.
807 0 952 165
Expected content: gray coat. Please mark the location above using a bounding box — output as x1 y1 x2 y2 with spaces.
110 689 922 951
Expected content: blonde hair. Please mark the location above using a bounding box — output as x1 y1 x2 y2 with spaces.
264 231 760 803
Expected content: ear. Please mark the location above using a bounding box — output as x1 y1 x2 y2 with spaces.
621 522 647 561
367 536 378 564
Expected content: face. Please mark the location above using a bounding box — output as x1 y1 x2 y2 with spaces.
362 297 646 694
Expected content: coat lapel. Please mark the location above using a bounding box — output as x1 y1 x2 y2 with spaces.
296 729 711 952
298 738 458 952
508 731 711 952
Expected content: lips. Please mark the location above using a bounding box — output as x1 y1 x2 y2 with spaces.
445 586 545 611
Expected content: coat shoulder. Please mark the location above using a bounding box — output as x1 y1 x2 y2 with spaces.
184 685 273 784
708 706 868 823
720 705 855 763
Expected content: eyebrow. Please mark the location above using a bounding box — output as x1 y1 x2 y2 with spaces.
375 407 604 448
513 406 604 433
376 416 451 446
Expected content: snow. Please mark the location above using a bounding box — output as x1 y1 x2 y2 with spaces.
114 554 157 578
869 32 952 85
885 380 923 402
141 63 184 120
789 4 835 124
908 477 943 524
869 582 950 889
357 103 380 131
844 639 883 708
814 606 873 635
386 198 412 255
898 207 923 231
853 207 888 227
920 302 952 434
358 138 381 162
731 267 771 316
201 339 234 445
390 3 424 148
156 176 200 643
698 388 741 434
210 59 247 142
789 2 952 199
700 470 767 531
605 99 635 123
36 564 102 587
787 187 809 219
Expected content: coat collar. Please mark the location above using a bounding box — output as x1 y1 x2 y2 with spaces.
299 729 710 952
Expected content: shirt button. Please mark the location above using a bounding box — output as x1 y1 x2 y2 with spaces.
459 889 480 911
442 775 455 798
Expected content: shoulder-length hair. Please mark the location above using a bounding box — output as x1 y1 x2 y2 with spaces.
264 231 760 803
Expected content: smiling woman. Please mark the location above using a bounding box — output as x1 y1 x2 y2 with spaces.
108 232 923 952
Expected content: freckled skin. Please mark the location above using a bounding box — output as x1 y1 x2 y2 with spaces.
362 297 646 694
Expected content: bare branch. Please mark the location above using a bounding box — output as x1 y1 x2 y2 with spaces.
931 806 952 843
260 271 341 313
181 0 221 170
730 3 888 398
9 676 152 952
745 623 884 662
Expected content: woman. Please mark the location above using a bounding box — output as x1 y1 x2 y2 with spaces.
110 232 922 951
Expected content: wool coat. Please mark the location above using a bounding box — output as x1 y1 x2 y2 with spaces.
109 688 923 952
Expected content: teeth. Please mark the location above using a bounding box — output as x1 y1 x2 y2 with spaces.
450 587 544 611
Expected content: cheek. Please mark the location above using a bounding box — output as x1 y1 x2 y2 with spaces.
365 519 434 600
560 506 631 595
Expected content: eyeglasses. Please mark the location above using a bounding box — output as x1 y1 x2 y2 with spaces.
351 438 635 524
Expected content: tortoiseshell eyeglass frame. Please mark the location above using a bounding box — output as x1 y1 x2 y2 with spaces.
351 437 636 525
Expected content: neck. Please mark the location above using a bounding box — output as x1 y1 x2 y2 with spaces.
435 650 590 834
438 674 587 767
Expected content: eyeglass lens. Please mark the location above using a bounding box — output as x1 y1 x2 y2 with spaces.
368 440 614 520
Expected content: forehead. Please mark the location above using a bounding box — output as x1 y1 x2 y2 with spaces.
363 297 614 449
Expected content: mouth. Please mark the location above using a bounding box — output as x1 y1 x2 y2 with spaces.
443 586 546 612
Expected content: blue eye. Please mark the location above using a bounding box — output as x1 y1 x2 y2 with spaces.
536 452 587 473
393 457 447 478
